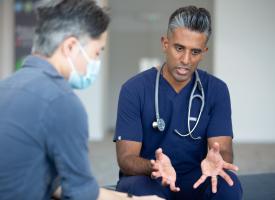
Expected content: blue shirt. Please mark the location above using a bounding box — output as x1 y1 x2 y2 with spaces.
114 67 233 174
0 56 99 200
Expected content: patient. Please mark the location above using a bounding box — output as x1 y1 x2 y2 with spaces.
0 0 162 199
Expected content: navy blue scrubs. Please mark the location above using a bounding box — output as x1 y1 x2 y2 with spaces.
114 68 242 200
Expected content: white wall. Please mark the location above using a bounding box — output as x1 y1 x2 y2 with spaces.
0 0 14 79
215 0 275 142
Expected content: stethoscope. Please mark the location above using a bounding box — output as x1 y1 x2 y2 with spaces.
152 64 205 140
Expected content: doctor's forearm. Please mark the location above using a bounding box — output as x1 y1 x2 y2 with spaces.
118 155 152 176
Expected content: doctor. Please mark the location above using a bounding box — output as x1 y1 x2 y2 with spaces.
114 5 243 200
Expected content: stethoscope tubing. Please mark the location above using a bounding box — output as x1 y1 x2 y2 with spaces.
153 64 205 140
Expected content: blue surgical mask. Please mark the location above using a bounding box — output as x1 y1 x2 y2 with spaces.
67 44 101 89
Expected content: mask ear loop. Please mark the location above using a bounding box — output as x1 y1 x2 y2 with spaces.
78 43 101 76
67 57 74 70
66 57 77 78
78 44 91 62
66 42 82 77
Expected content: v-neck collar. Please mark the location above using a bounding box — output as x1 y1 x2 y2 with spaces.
158 69 195 97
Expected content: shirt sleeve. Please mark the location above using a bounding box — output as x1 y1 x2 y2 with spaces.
206 81 234 138
114 84 143 142
43 94 99 200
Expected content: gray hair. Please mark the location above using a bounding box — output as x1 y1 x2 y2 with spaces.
32 0 110 57
168 6 212 42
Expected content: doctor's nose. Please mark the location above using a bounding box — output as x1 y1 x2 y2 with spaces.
180 52 191 65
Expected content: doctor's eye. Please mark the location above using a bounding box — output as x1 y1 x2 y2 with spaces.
174 44 184 52
191 49 202 55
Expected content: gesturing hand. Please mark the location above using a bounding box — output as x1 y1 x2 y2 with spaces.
193 142 239 193
150 148 180 192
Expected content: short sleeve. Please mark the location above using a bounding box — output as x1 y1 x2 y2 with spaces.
114 84 143 142
206 81 233 138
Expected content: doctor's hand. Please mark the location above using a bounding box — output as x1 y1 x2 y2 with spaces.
193 142 239 193
150 148 180 192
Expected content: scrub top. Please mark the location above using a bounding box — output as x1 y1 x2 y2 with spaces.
114 67 233 174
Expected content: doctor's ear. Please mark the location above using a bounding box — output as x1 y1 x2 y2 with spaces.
60 37 79 58
201 47 209 58
161 36 169 52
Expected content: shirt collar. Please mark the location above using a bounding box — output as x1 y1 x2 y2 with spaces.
22 55 63 78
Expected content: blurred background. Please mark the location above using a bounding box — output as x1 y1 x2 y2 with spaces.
0 0 275 186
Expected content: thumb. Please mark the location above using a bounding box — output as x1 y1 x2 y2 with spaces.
212 142 220 153
155 148 163 160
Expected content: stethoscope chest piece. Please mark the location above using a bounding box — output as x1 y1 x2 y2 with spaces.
152 118 165 132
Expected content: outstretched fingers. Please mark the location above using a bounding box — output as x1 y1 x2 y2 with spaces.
150 160 159 170
169 178 180 192
151 171 161 179
161 176 180 192
150 160 161 179
211 176 218 193
161 176 169 186
193 174 207 189
219 170 234 186
223 162 239 171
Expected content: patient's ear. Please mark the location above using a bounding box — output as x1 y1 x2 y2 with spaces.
60 36 79 59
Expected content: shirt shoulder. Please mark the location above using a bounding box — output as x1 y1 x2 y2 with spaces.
197 69 229 96
3 67 73 103
122 67 157 91
197 69 232 116
115 68 157 143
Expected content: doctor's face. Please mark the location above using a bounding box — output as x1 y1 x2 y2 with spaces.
161 27 208 85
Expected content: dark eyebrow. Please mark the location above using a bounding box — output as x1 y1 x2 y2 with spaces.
192 48 202 53
174 43 203 53
174 43 185 49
